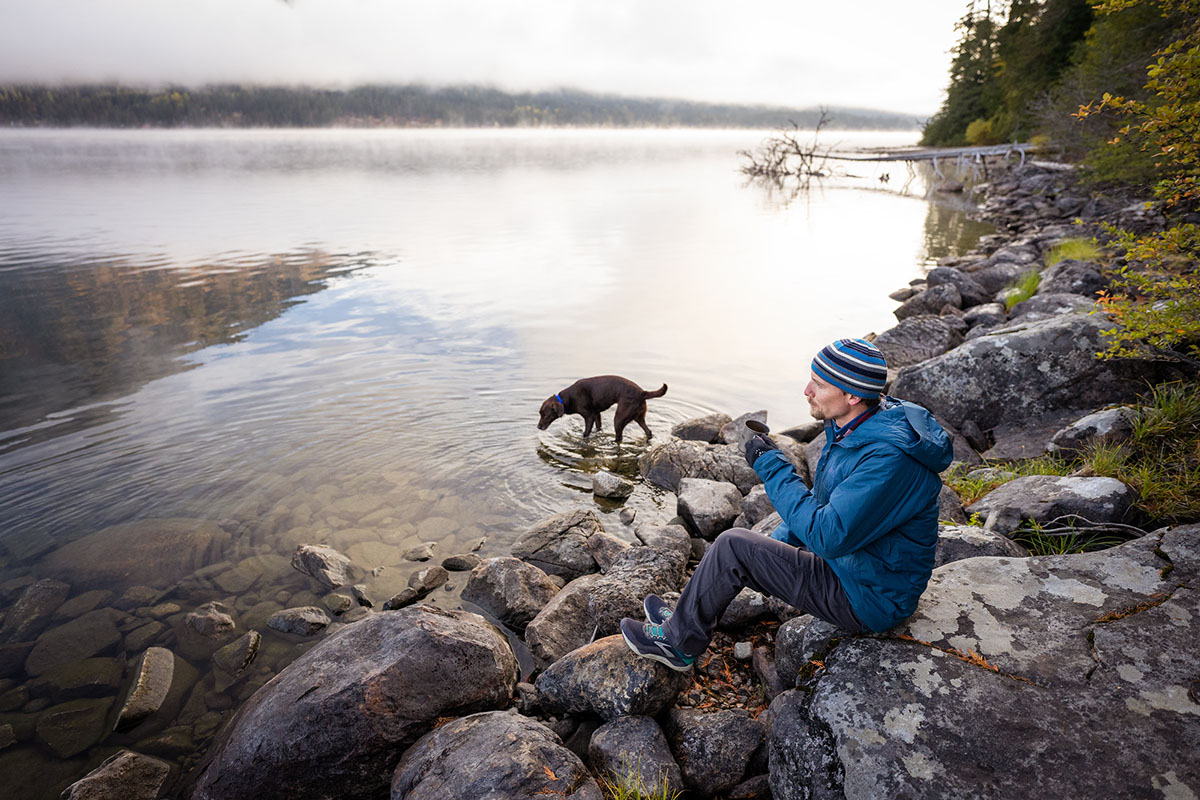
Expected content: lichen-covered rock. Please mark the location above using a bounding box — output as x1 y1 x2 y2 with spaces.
510 508 605 581
391 710 602 800
891 313 1167 430
1048 406 1135 455
589 715 683 798
290 544 356 589
967 475 1136 528
874 316 965 368
461 556 560 632
663 708 765 797
1009 292 1096 319
677 478 743 539
192 605 518 800
935 524 1029 567
535 636 691 721
639 439 761 495
768 526 1200 800
60 750 172 800
671 413 733 443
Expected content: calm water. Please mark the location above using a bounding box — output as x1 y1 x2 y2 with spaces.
0 128 991 796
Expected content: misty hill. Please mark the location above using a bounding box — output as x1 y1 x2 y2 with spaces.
0 84 921 130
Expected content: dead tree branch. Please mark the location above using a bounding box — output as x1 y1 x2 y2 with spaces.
738 109 835 191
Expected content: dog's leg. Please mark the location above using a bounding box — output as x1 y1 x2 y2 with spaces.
635 414 653 440
582 416 594 438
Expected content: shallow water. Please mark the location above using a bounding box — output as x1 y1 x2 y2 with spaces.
0 128 992 796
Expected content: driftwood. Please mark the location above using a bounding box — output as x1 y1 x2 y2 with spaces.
738 110 834 191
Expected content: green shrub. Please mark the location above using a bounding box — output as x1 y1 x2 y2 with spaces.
1004 270 1042 310
1045 237 1101 266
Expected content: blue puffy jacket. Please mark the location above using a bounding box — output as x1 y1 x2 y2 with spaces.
753 397 953 632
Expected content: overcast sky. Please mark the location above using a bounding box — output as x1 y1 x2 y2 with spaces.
0 0 967 116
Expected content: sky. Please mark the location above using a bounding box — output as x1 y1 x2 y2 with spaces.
0 0 968 116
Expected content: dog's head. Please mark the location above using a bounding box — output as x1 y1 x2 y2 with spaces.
537 396 564 430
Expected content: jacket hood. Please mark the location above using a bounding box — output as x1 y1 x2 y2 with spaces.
836 396 954 472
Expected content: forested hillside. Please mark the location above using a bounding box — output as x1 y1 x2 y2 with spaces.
0 84 918 130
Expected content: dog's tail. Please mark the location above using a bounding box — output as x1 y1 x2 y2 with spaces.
643 383 668 399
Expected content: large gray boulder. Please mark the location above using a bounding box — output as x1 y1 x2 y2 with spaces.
192 606 518 800
535 636 691 721
640 440 761 495
873 316 965 368
935 524 1030 568
677 478 743 539
461 556 560 632
967 475 1136 528
894 284 962 320
925 266 992 308
672 413 733 443
768 526 1200 800
732 485 776 530
524 546 687 668
391 711 601 800
1009 292 1096 319
1048 406 1136 455
1039 258 1108 297
510 509 605 580
663 708 765 798
589 715 683 798
891 313 1165 431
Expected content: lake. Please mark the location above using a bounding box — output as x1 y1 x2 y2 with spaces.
0 127 991 796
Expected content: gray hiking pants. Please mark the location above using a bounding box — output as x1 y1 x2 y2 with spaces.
662 527 864 657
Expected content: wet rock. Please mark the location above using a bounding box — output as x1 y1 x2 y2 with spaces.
935 524 1030 567
401 542 436 562
1039 258 1109 297
677 478 743 539
1048 406 1136 455
873 315 965 368
639 439 761 495
28 657 123 701
535 636 691 721
52 590 115 623
672 413 733 444
124 621 165 654
266 606 329 636
382 589 419 610
42 518 230 591
663 708 765 797
25 608 123 677
391 710 602 800
290 544 356 589
61 749 172 800
589 715 683 797
731 485 775 530
211 631 260 679
768 526 1199 800
968 475 1136 528
511 508 605 581
176 602 238 661
114 646 175 732
593 470 635 499
1009 291 1096 319
0 723 13 750
35 697 113 757
0 642 35 679
894 284 962 321
891 313 1172 431
323 593 353 615
408 565 449 596
461 557 560 632
441 553 482 571
0 579 70 643
525 547 687 668
349 584 372 608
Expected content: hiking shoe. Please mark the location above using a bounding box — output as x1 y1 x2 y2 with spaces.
619 617 695 672
643 594 674 625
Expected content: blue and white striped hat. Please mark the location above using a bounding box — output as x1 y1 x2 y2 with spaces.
812 338 888 398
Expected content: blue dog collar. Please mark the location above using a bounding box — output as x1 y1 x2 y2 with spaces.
555 393 564 405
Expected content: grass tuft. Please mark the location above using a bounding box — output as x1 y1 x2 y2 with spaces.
1045 237 1101 267
1004 269 1042 310
598 757 682 800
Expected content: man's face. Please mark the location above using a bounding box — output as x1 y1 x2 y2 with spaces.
805 371 858 424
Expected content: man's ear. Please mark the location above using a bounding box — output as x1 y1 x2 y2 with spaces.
845 393 863 407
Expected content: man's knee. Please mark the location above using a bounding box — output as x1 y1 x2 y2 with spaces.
710 527 766 560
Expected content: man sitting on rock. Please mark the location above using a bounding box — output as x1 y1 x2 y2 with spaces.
621 338 954 670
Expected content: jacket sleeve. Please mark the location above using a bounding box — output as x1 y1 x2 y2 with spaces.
752 447 925 560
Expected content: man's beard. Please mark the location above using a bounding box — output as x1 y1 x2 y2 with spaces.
808 401 826 420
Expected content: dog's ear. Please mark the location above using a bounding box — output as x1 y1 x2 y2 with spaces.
537 396 563 429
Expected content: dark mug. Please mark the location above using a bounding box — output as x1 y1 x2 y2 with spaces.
745 420 770 436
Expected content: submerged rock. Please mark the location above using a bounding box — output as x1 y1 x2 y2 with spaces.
192 605 518 800
114 646 174 732
593 470 635 499
391 710 602 800
266 606 330 637
0 578 70 644
290 544 356 589
60 750 172 800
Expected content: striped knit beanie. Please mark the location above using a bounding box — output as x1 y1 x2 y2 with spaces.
812 338 888 398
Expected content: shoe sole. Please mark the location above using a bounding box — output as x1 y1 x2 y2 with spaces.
621 627 693 672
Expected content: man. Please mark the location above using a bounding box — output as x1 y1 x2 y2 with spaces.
620 338 953 670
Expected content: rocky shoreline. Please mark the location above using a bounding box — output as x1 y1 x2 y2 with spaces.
10 159 1198 799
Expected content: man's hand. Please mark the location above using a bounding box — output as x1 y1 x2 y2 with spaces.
744 434 779 467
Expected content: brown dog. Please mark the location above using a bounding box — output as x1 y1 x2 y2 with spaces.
538 376 668 443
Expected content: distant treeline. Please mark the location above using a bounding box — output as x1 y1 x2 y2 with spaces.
0 84 920 130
